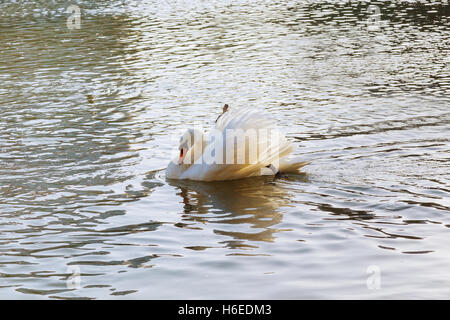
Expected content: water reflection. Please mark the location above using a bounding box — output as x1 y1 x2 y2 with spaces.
0 13 148 212
168 175 307 243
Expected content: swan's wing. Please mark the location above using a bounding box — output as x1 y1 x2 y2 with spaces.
215 108 273 132
205 108 294 180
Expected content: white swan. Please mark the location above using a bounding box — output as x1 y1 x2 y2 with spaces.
166 107 308 181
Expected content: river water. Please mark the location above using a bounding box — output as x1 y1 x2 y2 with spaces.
0 0 449 299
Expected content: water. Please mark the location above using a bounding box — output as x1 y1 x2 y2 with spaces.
0 0 449 299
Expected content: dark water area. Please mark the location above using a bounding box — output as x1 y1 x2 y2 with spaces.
0 0 449 299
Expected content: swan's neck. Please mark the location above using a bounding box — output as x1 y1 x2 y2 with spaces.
185 132 205 165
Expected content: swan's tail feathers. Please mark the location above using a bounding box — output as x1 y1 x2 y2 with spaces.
278 157 310 174
229 132 295 179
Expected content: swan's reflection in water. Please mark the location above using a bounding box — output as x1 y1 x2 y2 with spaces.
167 175 307 246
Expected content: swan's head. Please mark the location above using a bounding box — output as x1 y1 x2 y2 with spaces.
177 128 203 165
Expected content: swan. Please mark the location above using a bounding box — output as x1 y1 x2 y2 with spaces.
166 107 308 181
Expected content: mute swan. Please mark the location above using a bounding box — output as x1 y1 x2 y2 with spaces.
166 107 308 181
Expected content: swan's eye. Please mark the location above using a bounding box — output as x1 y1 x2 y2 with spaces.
178 147 188 165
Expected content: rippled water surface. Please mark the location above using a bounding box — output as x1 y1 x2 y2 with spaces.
1 0 449 299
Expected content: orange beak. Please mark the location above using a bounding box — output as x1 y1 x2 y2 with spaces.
178 148 187 165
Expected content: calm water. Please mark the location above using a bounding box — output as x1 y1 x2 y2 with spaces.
0 0 449 299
